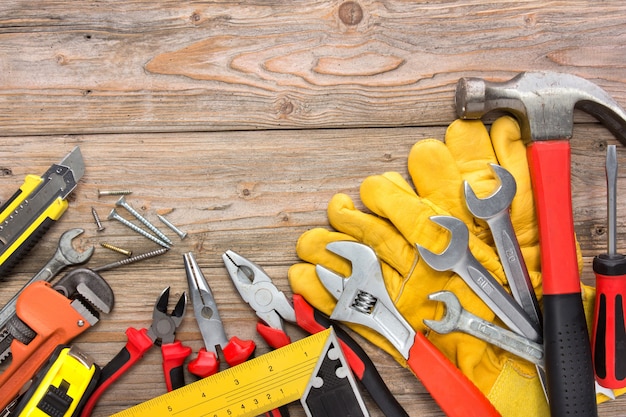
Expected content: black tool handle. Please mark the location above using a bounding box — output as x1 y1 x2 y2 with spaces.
544 293 598 416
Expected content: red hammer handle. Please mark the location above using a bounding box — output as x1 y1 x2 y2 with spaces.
528 141 597 416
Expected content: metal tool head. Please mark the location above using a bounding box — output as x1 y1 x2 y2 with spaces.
53 268 115 315
222 250 296 330
423 291 462 335
416 216 469 272
58 146 86 182
316 241 415 359
183 252 228 353
464 164 516 219
148 286 186 345
456 71 626 144
58 228 94 265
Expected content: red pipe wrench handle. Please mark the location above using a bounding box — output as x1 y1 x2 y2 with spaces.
162 340 192 391
80 327 154 417
528 141 597 416
406 332 500 417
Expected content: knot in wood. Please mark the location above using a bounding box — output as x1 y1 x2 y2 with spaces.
338 2 363 26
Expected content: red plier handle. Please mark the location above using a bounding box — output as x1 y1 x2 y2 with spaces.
80 327 154 417
188 336 255 378
162 340 192 391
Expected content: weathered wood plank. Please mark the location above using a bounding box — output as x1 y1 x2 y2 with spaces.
0 1 625 135
0 126 623 415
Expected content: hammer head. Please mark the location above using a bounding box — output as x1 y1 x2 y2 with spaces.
455 71 626 143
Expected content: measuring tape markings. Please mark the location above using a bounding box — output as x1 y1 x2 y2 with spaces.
112 330 331 417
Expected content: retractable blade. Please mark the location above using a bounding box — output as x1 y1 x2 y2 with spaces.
0 146 85 277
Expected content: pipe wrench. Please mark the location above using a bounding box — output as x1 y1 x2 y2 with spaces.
0 268 114 409
316 240 500 417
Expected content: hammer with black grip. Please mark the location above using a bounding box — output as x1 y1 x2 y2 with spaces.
455 71 626 416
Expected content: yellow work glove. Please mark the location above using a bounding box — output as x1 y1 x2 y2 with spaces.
289 116 586 416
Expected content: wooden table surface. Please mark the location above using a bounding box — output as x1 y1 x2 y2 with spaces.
1 1 626 416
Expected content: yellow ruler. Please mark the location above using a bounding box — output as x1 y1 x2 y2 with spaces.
111 329 333 417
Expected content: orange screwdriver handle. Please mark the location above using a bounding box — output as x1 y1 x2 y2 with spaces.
0 281 92 408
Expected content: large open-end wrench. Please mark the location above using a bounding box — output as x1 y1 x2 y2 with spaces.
316 240 501 417
0 228 94 335
416 215 541 343
464 164 542 331
425 291 544 367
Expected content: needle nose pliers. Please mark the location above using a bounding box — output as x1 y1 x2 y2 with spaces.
183 252 256 378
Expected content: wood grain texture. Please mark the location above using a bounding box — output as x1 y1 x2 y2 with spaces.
1 0 626 416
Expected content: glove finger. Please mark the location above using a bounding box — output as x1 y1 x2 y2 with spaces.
444 119 499 189
327 193 416 296
407 139 475 225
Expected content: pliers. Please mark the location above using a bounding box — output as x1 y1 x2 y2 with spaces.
80 287 190 417
222 249 410 417
183 252 256 378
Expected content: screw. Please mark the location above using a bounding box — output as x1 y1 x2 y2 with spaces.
92 247 169 272
116 197 173 245
98 189 132 197
107 209 170 249
91 207 105 232
100 242 133 257
157 214 188 240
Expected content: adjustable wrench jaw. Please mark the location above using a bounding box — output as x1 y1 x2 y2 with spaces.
316 241 415 359
222 250 295 330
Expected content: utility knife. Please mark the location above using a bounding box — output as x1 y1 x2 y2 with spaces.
0 146 85 278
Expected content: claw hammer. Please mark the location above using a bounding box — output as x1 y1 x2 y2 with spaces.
455 71 626 416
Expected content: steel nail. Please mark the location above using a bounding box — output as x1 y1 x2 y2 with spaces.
157 214 188 240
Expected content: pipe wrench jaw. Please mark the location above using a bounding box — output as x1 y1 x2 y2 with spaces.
316 241 415 359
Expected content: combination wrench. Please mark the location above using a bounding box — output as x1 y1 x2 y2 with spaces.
464 163 542 331
0 228 94 337
416 215 542 343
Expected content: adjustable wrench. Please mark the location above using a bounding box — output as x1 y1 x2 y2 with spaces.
0 268 113 409
464 164 542 331
417 215 541 343
424 291 544 367
0 229 94 343
316 240 501 417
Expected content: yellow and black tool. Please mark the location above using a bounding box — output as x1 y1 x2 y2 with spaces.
111 328 369 417
0 146 85 277
13 345 100 417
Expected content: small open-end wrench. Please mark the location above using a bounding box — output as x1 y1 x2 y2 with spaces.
317 240 501 417
0 228 94 335
464 164 542 331
416 215 542 343
425 291 544 366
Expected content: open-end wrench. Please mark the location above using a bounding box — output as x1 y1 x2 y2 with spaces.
0 229 94 337
316 240 501 417
464 164 542 331
416 215 542 343
425 291 544 367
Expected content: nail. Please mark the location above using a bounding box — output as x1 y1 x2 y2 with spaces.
116 197 173 245
107 209 170 249
91 207 105 232
157 214 187 240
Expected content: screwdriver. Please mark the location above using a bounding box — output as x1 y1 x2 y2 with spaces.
592 144 626 389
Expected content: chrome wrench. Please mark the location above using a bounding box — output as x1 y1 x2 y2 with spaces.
425 290 544 366
464 164 542 331
417 215 542 343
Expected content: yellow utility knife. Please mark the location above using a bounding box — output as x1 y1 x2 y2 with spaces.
0 147 85 277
